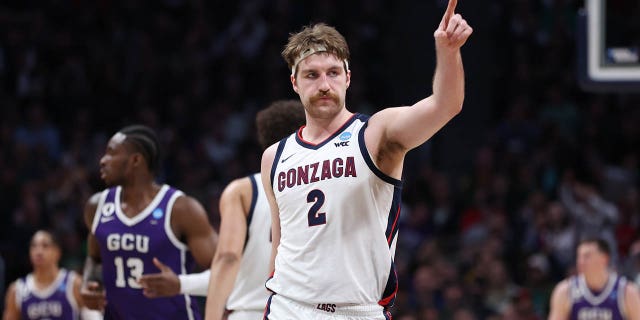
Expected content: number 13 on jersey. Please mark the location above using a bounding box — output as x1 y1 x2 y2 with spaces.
114 256 143 288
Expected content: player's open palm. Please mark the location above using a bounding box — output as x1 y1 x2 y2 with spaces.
434 0 472 51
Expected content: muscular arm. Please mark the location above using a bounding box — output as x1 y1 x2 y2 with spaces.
548 280 571 320
261 145 280 278
83 193 102 265
205 177 252 320
171 195 217 269
3 282 20 320
81 193 106 311
625 282 640 320
365 0 471 178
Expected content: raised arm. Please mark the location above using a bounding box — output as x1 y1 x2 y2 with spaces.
171 195 218 269
548 280 571 320
80 192 107 311
260 144 280 278
365 0 472 177
205 177 253 320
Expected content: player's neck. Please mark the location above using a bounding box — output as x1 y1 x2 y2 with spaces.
302 109 353 142
120 180 161 209
33 266 60 287
584 270 610 291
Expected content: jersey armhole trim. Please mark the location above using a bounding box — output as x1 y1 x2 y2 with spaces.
65 270 80 311
269 138 288 188
358 120 403 187
165 190 189 251
618 277 627 318
247 174 258 226
91 189 110 234
14 278 24 311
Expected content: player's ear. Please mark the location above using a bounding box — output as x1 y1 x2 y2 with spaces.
130 153 144 168
346 70 351 88
291 74 299 93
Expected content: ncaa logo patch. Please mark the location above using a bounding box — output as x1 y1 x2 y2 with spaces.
102 203 115 217
152 208 164 219
339 132 352 141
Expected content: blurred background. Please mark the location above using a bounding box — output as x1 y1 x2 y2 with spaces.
0 0 639 319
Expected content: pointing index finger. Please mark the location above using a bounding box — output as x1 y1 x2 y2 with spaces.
443 0 458 29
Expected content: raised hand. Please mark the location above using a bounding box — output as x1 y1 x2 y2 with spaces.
434 0 472 50
138 257 181 298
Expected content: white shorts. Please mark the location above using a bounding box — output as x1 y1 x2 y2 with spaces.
263 294 391 320
228 309 264 320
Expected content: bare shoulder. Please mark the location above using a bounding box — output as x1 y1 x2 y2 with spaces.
624 280 640 318
548 279 572 320
223 177 253 197
550 279 571 306
83 192 103 228
367 107 405 135
220 176 253 218
6 281 17 296
261 143 278 167
4 281 18 316
222 177 253 202
172 193 208 219
625 280 640 299
551 279 571 297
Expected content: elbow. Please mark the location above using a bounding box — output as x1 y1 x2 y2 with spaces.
452 100 463 116
454 92 465 114
436 93 464 118
213 251 242 267
445 97 464 118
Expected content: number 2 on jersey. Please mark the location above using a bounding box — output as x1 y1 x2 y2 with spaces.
307 189 327 226
114 256 143 288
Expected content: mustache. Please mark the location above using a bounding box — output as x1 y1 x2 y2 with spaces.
310 91 339 104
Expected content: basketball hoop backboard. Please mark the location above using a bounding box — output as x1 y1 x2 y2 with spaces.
577 0 640 92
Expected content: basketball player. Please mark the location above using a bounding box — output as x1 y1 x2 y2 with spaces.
260 1 472 319
3 230 100 320
80 125 217 320
135 100 306 320
548 238 640 320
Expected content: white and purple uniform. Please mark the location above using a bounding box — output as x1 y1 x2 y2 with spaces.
15 269 79 320
569 273 627 320
92 185 201 320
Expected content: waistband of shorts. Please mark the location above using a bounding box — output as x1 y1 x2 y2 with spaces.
278 295 384 316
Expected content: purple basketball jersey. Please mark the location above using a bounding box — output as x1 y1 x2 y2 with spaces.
569 273 627 320
17 269 78 320
92 185 201 320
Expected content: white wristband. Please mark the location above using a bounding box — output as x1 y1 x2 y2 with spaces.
178 270 211 296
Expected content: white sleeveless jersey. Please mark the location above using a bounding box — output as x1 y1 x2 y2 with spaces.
226 173 272 312
266 113 402 308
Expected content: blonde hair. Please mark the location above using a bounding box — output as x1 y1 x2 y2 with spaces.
282 23 350 77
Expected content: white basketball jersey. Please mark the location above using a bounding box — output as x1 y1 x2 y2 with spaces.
266 113 402 308
226 173 273 312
